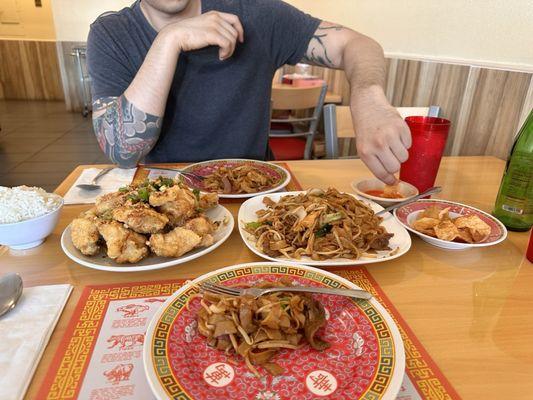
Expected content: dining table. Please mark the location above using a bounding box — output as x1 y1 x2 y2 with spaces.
0 156 531 400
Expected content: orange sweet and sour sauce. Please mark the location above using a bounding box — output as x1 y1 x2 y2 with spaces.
365 190 403 199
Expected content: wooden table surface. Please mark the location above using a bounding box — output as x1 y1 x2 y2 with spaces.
1 157 531 400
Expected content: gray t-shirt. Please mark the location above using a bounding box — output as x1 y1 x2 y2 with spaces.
87 0 320 163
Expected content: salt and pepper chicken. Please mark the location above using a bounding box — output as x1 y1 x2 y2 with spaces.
97 220 149 263
112 203 169 234
70 177 219 263
70 209 100 256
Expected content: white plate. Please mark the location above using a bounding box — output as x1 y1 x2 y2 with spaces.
61 205 234 272
144 262 405 400
394 199 508 250
180 159 291 199
238 191 411 266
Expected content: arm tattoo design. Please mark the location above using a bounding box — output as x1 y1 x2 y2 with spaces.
303 25 344 68
92 96 161 168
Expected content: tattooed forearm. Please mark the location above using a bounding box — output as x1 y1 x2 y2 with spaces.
302 24 345 68
92 96 161 168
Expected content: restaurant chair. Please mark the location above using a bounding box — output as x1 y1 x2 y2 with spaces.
269 84 328 160
323 105 441 159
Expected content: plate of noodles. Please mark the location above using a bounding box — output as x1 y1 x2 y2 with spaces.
144 262 405 400
238 189 411 266
180 159 291 198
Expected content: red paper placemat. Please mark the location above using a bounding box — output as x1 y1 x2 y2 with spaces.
37 268 459 400
132 162 303 204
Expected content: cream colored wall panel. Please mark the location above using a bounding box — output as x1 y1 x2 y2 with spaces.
0 0 55 40
462 69 531 158
51 0 131 42
285 0 533 70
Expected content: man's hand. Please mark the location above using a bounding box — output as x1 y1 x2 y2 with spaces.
351 86 411 185
163 11 244 60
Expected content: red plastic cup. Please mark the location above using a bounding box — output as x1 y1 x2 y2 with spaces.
400 116 451 193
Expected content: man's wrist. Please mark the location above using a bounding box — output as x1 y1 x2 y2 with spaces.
351 85 387 107
157 25 183 53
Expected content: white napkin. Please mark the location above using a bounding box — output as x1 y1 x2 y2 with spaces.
0 284 72 400
147 169 180 180
63 168 137 204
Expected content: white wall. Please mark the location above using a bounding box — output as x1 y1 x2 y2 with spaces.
286 0 533 71
51 0 130 42
50 0 533 71
0 0 56 40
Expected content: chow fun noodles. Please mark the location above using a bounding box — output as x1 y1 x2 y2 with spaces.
196 279 329 377
204 165 277 194
245 188 394 260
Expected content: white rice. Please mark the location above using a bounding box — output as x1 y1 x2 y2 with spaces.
0 186 62 224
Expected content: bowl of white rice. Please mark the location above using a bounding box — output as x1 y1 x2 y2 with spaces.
0 186 64 249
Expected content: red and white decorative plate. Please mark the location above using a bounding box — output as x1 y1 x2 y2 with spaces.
144 262 405 400
394 199 507 250
180 159 291 198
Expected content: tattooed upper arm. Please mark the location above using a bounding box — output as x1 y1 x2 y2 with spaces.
302 22 348 69
92 95 162 168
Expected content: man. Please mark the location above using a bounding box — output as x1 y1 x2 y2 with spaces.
88 0 410 185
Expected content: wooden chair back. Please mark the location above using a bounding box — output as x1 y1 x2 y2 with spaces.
271 85 325 110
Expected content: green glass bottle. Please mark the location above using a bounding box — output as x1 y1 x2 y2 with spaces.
493 108 533 231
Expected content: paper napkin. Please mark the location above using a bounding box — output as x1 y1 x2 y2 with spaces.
63 168 136 204
0 284 73 400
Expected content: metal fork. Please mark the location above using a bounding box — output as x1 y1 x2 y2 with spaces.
200 281 372 300
146 166 205 181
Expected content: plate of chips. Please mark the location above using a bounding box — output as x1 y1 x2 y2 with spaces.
394 199 507 250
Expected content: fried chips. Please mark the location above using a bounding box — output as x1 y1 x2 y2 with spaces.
411 206 491 243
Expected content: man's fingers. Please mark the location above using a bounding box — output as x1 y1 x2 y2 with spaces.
209 31 233 59
217 12 244 42
364 155 397 185
378 148 401 175
389 138 409 164
208 12 241 59
215 26 237 59
218 19 239 41
399 123 412 149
